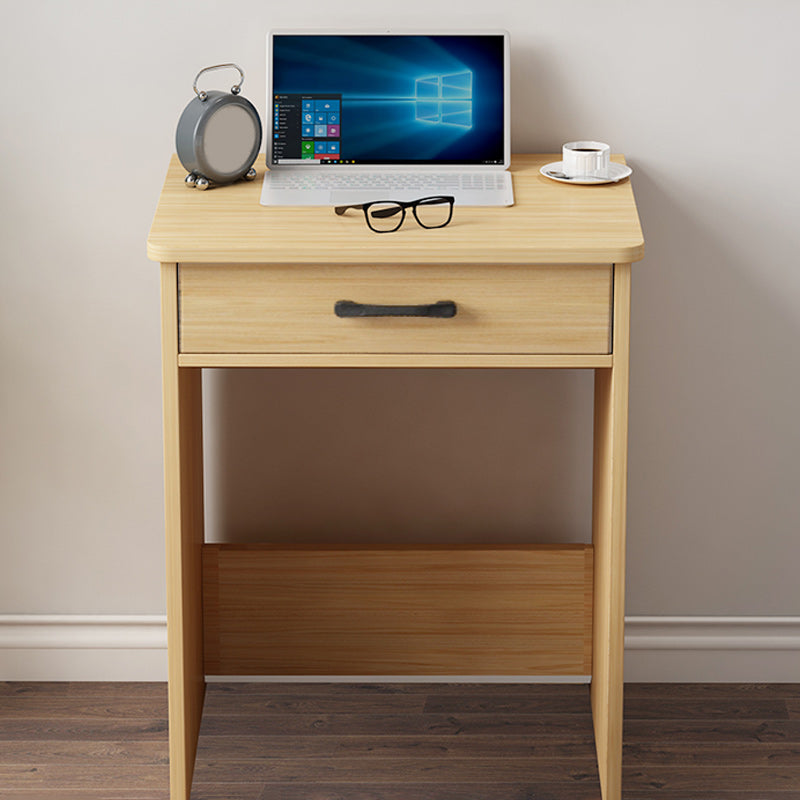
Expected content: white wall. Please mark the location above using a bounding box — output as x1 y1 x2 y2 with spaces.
1 0 798 679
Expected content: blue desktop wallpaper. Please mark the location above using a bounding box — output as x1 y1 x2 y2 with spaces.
272 34 506 164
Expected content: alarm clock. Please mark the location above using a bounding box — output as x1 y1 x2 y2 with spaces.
176 63 262 190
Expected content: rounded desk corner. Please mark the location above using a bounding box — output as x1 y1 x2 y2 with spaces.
147 241 170 264
629 240 645 263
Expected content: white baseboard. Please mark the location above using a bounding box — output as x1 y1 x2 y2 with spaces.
0 615 168 681
624 616 800 682
2 614 799 682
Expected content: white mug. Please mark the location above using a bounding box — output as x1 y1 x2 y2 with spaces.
562 141 610 178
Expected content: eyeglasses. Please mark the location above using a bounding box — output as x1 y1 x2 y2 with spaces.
334 195 454 233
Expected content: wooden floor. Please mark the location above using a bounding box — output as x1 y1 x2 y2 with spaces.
0 682 799 799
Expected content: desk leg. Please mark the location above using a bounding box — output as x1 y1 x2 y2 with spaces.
592 263 631 800
161 263 206 800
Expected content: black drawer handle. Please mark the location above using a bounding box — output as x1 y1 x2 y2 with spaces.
334 300 457 318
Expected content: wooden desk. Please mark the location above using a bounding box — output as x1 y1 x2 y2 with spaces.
148 153 644 800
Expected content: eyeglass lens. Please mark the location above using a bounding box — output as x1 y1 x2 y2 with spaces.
366 202 405 233
413 197 453 229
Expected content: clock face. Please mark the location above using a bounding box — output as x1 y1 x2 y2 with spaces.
201 104 260 175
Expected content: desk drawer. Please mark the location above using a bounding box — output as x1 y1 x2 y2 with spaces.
178 263 612 355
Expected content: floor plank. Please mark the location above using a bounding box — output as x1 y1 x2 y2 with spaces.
193 783 605 800
624 683 800 699
624 741 800 766
195 733 596 760
623 765 800 792
0 695 167 718
624 696 789 720
0 793 169 800
202 690 428 715
421 692 593 714
0 681 167 698
0 763 169 789
624 719 800 744
192 755 600 783
197 710 595 737
0 739 167 764
0 682 168 796
0 717 168 741
204 682 591 696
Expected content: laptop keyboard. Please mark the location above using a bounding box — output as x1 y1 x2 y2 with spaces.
265 172 508 192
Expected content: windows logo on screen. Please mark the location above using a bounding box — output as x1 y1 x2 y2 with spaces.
415 71 473 128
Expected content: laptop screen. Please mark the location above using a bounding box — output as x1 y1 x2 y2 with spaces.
268 32 508 168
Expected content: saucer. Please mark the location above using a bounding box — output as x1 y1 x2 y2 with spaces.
541 161 632 185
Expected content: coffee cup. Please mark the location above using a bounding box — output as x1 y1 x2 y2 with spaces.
562 141 610 178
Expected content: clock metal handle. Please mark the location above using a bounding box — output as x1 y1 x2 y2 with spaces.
193 63 245 101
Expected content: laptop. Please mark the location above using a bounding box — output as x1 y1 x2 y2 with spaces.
261 31 513 207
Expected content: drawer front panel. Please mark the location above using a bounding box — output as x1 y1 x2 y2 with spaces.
178 263 612 355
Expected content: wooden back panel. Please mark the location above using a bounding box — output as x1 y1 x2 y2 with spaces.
203 544 593 676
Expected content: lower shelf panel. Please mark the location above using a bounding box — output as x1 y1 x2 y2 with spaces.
202 543 593 676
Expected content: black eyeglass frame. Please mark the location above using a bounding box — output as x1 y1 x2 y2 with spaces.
334 195 455 233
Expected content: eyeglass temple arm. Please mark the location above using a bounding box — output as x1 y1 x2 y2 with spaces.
334 204 404 219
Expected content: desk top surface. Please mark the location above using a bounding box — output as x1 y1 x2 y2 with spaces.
147 154 644 265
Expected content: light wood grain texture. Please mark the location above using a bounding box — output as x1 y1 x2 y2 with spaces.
147 154 643 265
178 262 612 357
149 154 645 800
176 352 614 368
202 544 593 676
160 264 206 800
591 263 631 800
